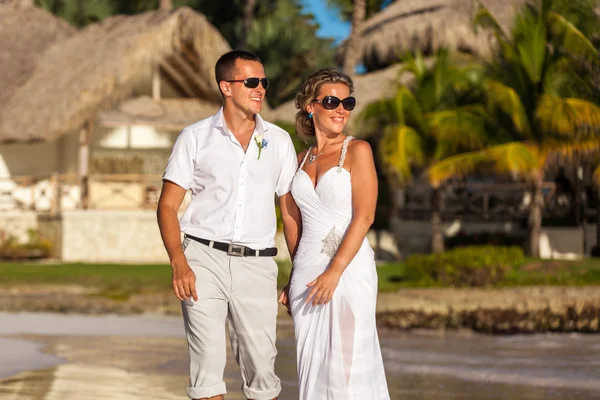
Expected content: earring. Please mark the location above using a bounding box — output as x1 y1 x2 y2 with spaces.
308 113 313 119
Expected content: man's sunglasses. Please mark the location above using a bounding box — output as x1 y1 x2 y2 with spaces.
225 77 270 89
313 96 356 111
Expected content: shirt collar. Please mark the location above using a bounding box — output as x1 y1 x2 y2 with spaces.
211 107 270 136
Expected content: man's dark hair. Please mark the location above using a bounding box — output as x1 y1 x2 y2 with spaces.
215 50 262 85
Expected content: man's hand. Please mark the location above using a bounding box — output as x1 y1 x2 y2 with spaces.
278 284 292 316
171 255 198 301
305 268 341 306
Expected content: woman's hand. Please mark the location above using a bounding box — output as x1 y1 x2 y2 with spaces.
306 268 342 306
278 284 292 316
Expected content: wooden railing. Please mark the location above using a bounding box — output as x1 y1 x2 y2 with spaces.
399 181 594 222
0 175 593 224
0 174 166 212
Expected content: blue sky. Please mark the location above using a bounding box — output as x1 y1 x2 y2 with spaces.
301 0 351 42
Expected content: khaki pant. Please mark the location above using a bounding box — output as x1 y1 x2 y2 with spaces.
181 237 281 400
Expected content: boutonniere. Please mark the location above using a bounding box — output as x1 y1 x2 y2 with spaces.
254 133 269 159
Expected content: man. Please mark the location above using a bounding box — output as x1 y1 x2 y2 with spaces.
157 50 300 400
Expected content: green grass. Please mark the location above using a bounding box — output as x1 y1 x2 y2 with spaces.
376 257 600 292
2 257 600 297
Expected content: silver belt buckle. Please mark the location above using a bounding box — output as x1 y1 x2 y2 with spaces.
227 243 245 257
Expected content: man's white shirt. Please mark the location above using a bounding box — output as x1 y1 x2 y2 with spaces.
163 108 298 249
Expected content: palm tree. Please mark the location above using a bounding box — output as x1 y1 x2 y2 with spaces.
327 0 389 74
342 0 366 75
428 0 600 257
239 0 257 49
360 50 489 254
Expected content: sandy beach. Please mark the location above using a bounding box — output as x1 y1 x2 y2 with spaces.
2 312 600 400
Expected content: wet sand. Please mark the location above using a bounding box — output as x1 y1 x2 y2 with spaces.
2 312 600 399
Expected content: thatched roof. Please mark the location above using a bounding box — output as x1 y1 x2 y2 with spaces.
0 6 230 143
98 96 221 131
272 64 410 133
345 0 525 70
0 1 75 113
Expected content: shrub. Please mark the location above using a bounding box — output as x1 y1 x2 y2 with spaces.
0 229 53 260
404 246 526 287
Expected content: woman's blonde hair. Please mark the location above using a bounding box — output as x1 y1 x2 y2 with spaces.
294 68 354 142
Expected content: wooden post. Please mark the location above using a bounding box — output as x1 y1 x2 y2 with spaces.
78 121 92 209
152 63 161 101
50 172 60 215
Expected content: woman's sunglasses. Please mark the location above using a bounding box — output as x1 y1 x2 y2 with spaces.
225 77 270 89
313 96 356 111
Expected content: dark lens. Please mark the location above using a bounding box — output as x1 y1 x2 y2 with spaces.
244 78 260 88
322 96 341 110
342 97 356 111
260 78 270 89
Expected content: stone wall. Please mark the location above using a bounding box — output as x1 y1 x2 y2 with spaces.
0 210 595 262
0 211 38 242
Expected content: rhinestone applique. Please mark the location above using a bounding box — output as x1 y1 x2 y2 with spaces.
321 226 343 258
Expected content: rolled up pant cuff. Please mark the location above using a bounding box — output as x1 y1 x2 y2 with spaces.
242 381 282 400
186 381 226 399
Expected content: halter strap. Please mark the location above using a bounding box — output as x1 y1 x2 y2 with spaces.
298 136 354 172
337 136 354 172
298 146 313 170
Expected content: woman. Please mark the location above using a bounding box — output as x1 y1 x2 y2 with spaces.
279 69 390 399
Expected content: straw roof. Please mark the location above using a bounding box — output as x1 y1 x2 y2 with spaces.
0 6 230 143
0 2 75 114
272 64 409 132
345 0 525 70
98 96 221 131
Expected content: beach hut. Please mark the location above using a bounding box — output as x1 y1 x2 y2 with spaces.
0 2 230 211
342 0 525 71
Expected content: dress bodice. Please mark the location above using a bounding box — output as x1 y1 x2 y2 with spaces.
290 136 354 257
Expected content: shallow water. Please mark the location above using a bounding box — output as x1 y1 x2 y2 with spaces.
1 312 600 399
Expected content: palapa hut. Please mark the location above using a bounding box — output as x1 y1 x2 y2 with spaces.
274 0 525 129
0 2 231 210
347 0 525 71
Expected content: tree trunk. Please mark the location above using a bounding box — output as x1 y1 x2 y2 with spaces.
343 0 367 75
431 187 444 254
595 185 600 256
238 0 257 49
528 173 544 257
159 0 172 10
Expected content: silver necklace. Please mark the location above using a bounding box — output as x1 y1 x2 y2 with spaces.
307 149 323 164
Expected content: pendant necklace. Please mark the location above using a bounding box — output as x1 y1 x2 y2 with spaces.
307 148 323 164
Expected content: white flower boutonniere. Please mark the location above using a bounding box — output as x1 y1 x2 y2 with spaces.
254 134 269 159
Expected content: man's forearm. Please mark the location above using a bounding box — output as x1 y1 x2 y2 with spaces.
157 206 185 263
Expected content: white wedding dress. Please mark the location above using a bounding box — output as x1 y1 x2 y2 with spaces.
289 136 390 399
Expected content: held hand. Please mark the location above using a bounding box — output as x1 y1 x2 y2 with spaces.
278 284 292 316
171 256 198 301
306 268 342 306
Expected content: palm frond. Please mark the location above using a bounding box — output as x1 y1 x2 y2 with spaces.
473 1 508 42
593 163 600 187
427 151 488 187
358 97 395 124
426 107 488 152
547 11 599 62
516 18 547 84
379 124 426 185
485 142 540 175
536 95 600 138
485 79 531 137
552 136 600 159
427 142 539 186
